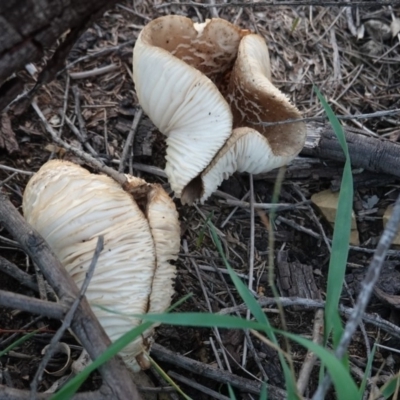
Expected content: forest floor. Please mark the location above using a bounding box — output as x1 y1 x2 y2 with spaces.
1 1 400 399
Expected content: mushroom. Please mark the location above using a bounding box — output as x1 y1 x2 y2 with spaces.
22 160 180 372
133 16 307 204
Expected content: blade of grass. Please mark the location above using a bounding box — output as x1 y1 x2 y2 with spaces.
140 311 359 399
51 321 153 400
227 384 237 400
207 220 299 398
314 87 353 347
359 343 376 396
260 382 267 400
52 294 192 399
0 329 40 357
150 356 192 400
381 372 400 399
279 330 359 399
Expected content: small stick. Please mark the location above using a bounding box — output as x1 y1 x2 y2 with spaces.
296 309 324 395
58 74 70 137
29 236 104 398
72 85 88 141
168 370 231 400
119 109 143 173
219 296 400 340
151 343 287 399
0 165 33 175
69 64 119 79
0 256 38 292
0 289 67 320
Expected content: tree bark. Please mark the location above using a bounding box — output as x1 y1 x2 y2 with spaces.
0 0 118 110
301 122 400 179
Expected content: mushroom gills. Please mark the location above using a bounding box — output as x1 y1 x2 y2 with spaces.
23 160 180 372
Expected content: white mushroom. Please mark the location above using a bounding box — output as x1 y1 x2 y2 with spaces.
133 16 307 204
23 160 180 372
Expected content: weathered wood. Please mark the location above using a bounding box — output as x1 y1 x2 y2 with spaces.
302 122 400 179
0 0 118 111
276 250 321 302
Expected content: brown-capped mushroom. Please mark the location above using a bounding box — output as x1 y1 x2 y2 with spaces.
133 16 307 204
23 160 180 371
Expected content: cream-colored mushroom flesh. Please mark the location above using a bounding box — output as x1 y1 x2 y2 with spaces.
226 34 306 157
189 34 307 203
23 160 180 371
133 16 306 205
133 16 248 199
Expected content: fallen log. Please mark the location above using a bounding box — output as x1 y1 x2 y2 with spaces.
301 122 400 178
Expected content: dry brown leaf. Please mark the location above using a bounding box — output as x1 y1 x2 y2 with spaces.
0 114 19 154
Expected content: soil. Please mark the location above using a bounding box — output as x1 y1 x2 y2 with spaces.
1 1 400 399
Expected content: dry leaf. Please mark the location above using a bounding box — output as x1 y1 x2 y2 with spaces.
0 114 19 154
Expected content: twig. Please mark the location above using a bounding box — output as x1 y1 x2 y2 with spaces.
0 289 67 320
63 114 98 157
69 64 119 79
258 108 400 128
118 109 143 173
168 370 231 400
72 86 88 142
60 40 136 74
277 215 400 257
31 101 126 186
296 309 324 395
312 193 400 399
221 199 309 210
0 316 44 348
30 236 104 398
219 296 400 340
220 191 250 228
0 165 34 175
0 256 39 292
151 343 287 399
58 74 70 137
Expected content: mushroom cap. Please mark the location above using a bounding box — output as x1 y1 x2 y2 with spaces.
133 16 245 198
194 127 291 203
227 34 306 158
23 160 180 371
181 34 307 205
133 16 306 205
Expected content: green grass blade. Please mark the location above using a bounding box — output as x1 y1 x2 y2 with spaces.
196 211 214 247
140 312 266 330
314 87 353 346
51 321 153 400
260 382 268 400
381 373 400 399
150 356 192 400
278 330 359 399
227 384 237 400
52 295 191 399
207 220 299 399
0 329 39 357
359 343 376 397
